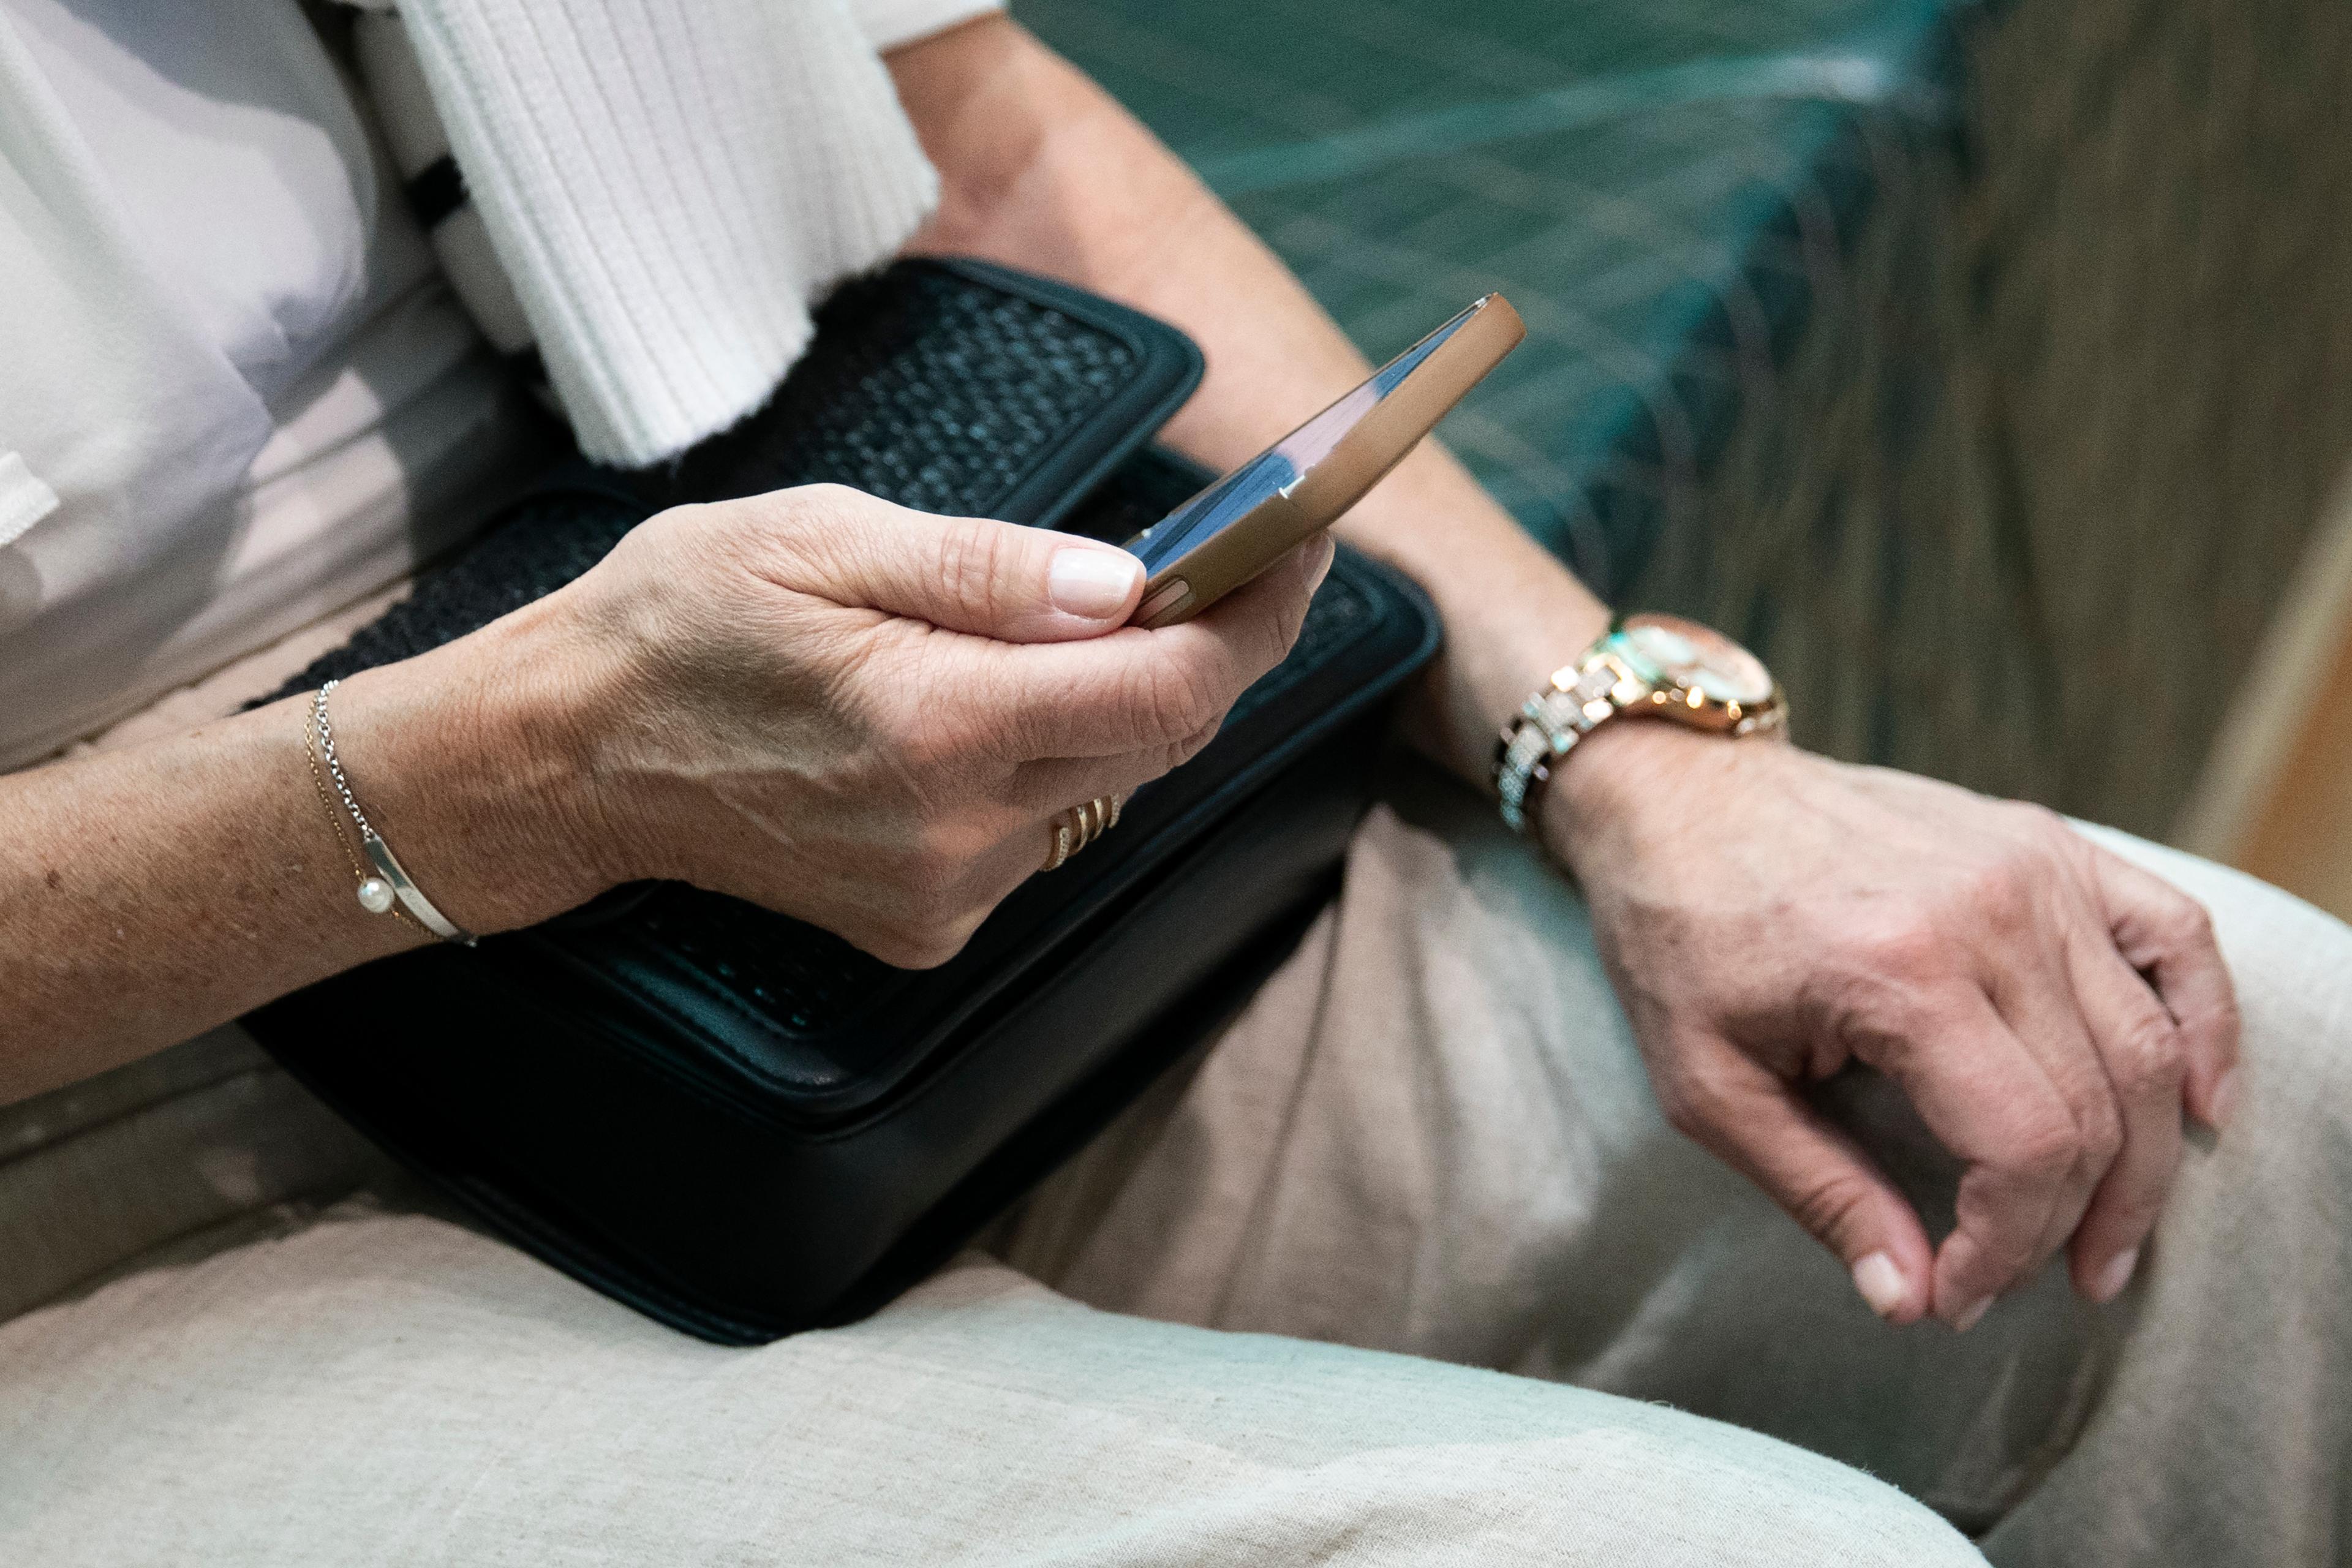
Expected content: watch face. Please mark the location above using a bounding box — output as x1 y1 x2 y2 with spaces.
1619 614 1774 706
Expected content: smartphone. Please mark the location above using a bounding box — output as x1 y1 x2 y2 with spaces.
1124 294 1524 628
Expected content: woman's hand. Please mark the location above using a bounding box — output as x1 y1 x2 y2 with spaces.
1546 723 2241 1329
0 480 1325 1101
525 483 1328 967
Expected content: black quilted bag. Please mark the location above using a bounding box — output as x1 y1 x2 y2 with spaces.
243 259 1438 1343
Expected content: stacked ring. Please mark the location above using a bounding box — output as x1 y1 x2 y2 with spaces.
1041 794 1124 872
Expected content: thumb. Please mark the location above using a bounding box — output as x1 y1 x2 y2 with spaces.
782 486 1144 643
1661 1032 1936 1325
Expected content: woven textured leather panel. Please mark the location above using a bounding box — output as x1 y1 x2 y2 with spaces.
668 263 1142 513
278 491 641 688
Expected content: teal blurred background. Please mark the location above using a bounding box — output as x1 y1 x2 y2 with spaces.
1019 0 2352 846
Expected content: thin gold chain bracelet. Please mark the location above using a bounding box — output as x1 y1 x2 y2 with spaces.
305 680 477 946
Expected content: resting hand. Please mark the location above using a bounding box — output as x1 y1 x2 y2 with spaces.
528 484 1327 966
1547 723 2240 1329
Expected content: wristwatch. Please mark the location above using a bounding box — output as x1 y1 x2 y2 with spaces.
1493 612 1787 832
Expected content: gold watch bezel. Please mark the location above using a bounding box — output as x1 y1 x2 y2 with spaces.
1585 614 1787 739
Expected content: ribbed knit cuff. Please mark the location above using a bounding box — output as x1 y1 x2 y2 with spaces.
846 0 1005 51
396 0 942 467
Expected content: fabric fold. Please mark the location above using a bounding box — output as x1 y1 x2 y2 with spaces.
0 453 59 548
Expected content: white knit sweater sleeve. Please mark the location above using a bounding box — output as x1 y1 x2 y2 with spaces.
840 0 1004 51
388 0 998 467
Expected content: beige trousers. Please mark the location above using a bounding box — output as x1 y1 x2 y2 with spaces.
4 764 2348 1565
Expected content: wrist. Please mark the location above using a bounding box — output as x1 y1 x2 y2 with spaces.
1368 505 1613 793
1496 606 1789 867
1536 718 1751 879
320 600 627 933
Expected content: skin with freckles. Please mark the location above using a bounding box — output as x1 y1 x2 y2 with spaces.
0 14 2240 1336
0 491 1325 1098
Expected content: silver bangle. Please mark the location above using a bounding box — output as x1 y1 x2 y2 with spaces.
309 680 477 946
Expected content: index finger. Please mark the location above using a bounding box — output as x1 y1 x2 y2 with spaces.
1860 983 2078 1329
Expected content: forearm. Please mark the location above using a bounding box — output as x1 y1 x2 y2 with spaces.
888 20 2242 1335
0 611 600 1105
891 16 1611 787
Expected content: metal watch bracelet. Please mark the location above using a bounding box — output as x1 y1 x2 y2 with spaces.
1493 650 1634 834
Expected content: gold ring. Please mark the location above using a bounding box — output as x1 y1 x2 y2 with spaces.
1041 794 1123 872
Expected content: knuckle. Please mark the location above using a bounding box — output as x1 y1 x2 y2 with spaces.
755 483 859 556
865 859 989 970
2079 1100 2125 1170
643 498 714 543
2004 1105 2084 1183
790 481 872 529
1171 719 1224 769
1118 740 1190 796
931 516 1011 621
1855 916 1947 982
790 481 858 510
2109 1009 2186 1096
629 502 736 584
2158 892 2217 951
921 907 989 970
1781 1167 1883 1248
1133 655 1227 744
1249 590 1304 674
2007 799 2073 846
1967 855 2037 928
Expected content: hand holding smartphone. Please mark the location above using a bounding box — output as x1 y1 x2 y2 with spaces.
1124 295 1524 628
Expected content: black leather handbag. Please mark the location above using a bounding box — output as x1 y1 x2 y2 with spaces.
243 259 1439 1343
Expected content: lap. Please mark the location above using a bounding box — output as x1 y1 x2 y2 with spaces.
9 760 2343 1564
997 765 2352 1565
0 1201 1974 1566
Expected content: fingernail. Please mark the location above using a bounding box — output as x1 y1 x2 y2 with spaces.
1048 547 1143 619
1947 1294 1991 1333
1850 1251 1907 1319
2091 1246 2139 1305
2208 1066 2241 1129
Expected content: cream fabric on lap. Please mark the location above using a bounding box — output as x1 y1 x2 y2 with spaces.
993 766 2352 1567
0 1025 385 1325
6 763 2345 1564
0 1207 1973 1566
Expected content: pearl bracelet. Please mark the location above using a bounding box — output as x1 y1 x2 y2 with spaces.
304 680 477 946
